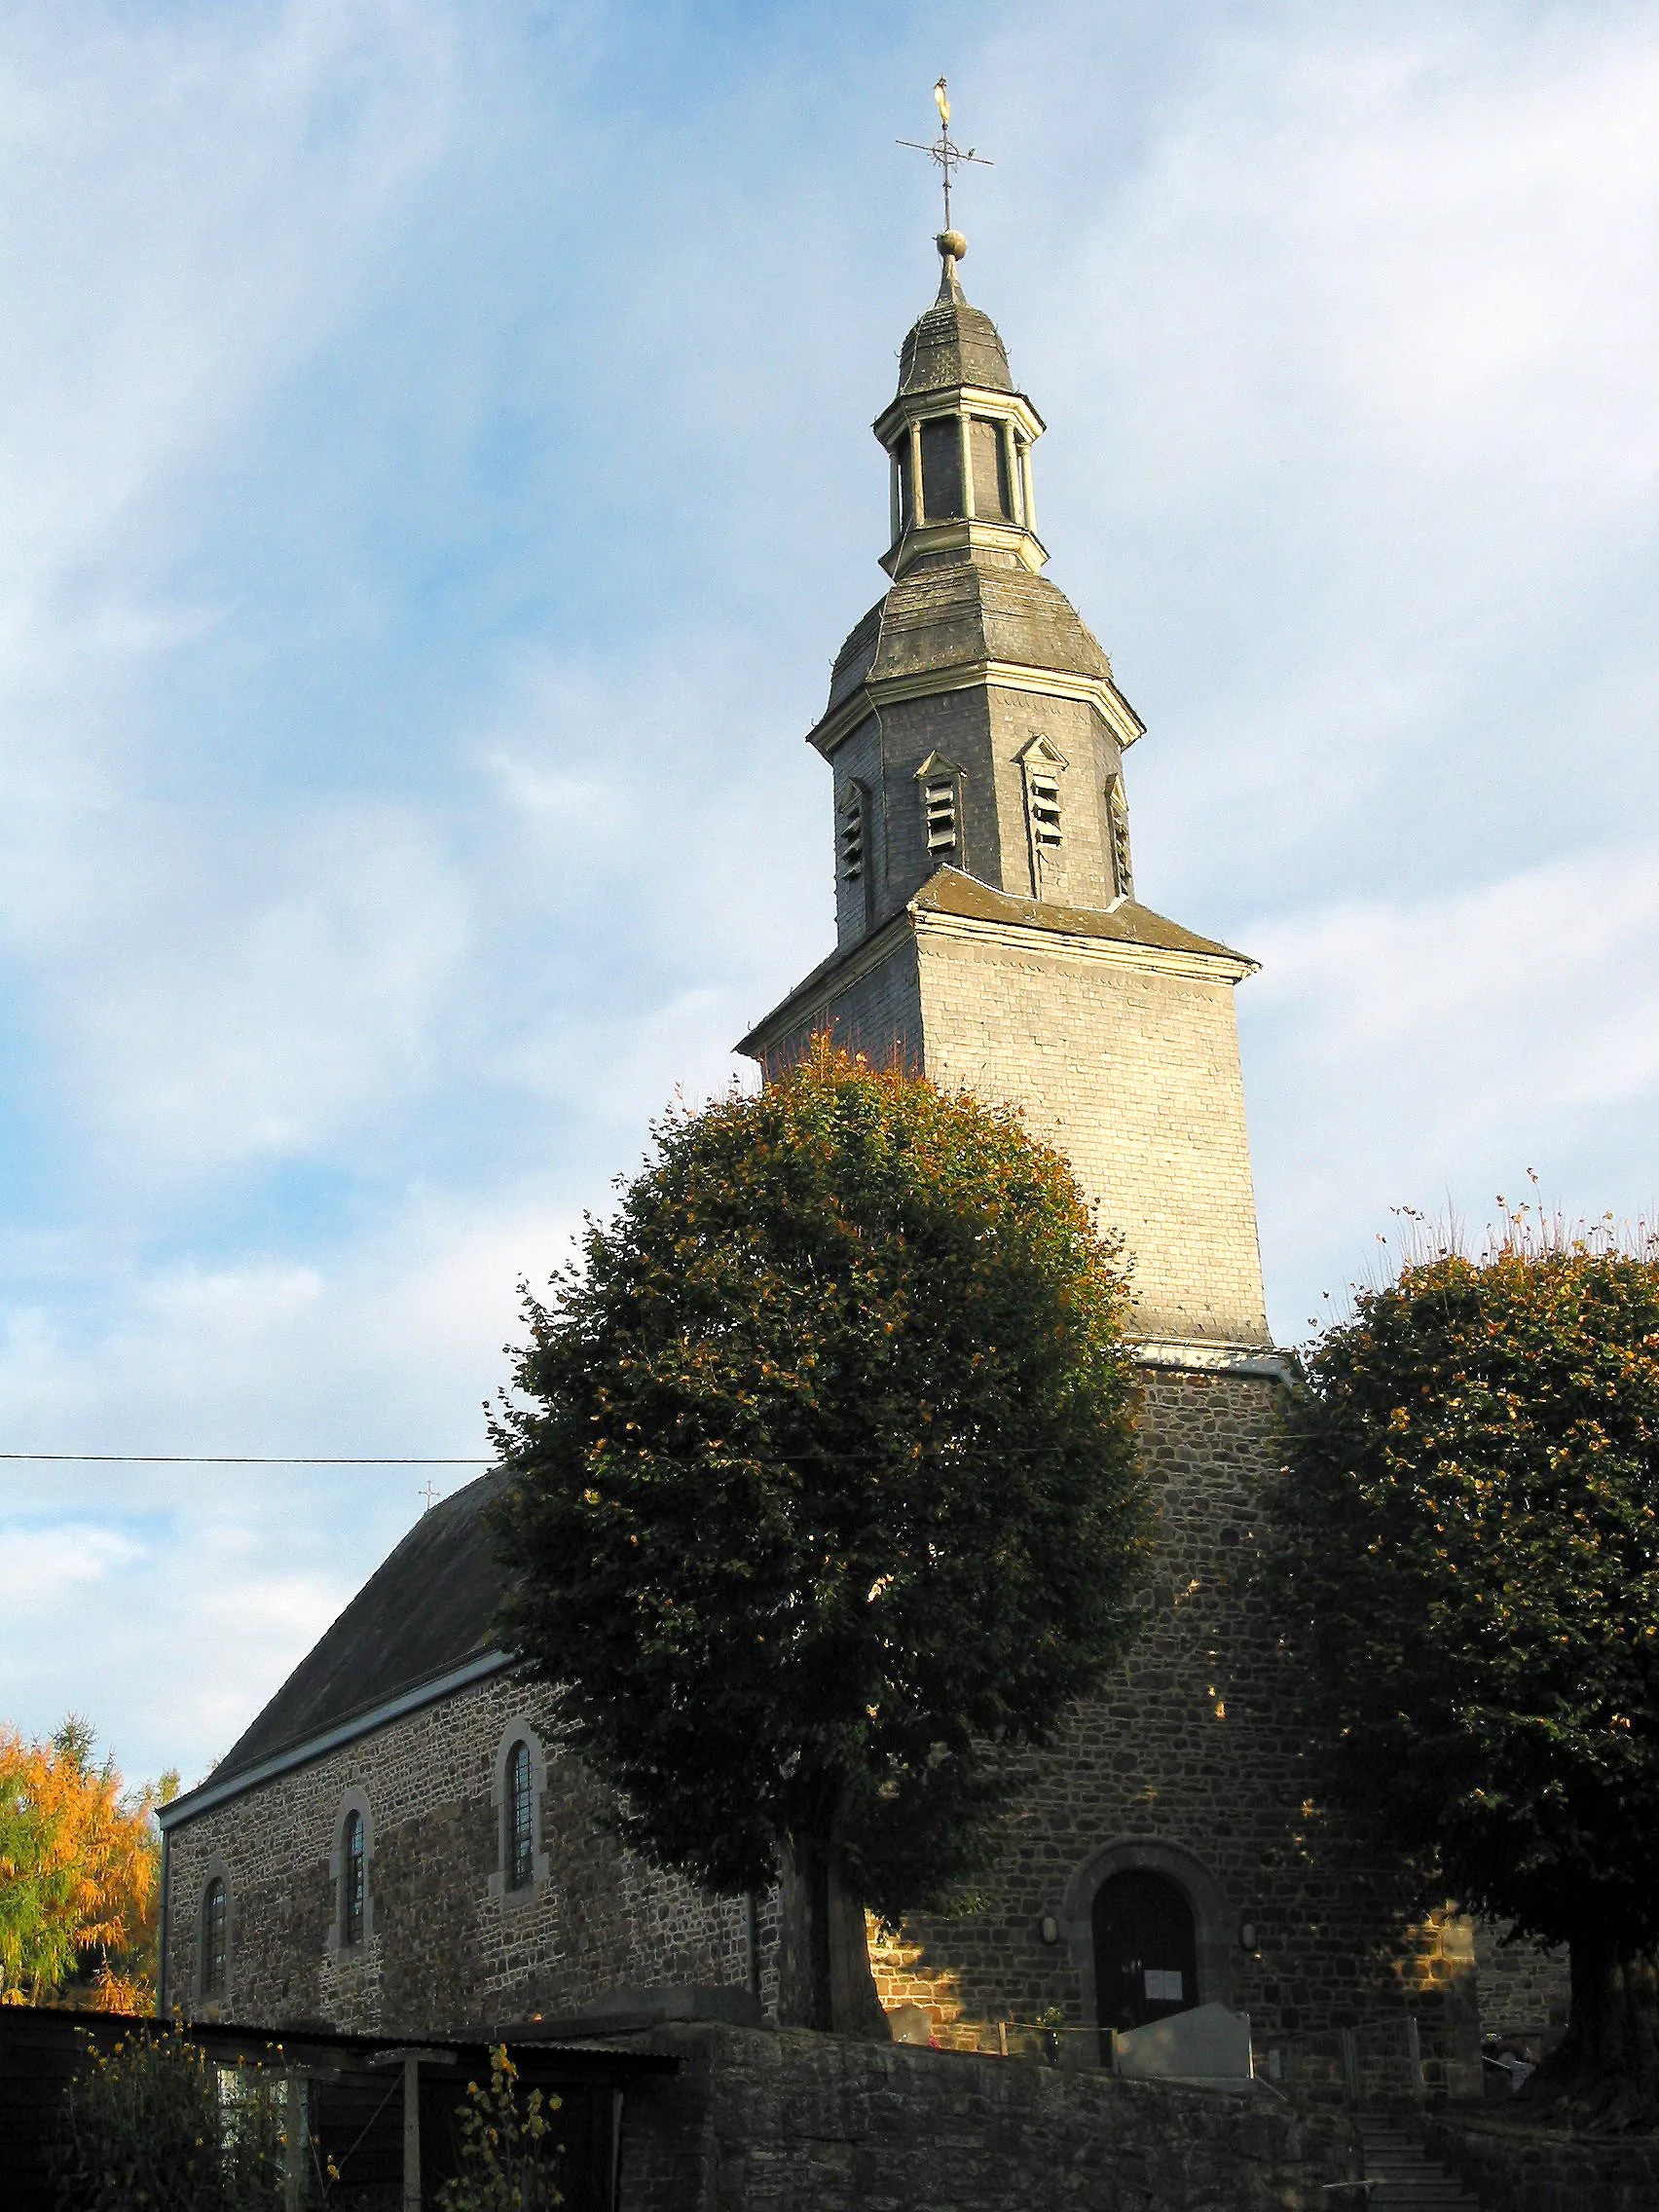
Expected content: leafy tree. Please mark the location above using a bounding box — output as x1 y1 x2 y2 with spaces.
495 1043 1148 2031
0 1717 173 2009
1272 1230 1659 2120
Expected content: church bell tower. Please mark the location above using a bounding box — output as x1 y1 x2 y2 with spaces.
738 227 1272 1360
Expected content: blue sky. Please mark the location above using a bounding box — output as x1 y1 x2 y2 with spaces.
2 0 1656 1791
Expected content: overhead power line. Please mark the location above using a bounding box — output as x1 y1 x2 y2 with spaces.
0 1453 494 1465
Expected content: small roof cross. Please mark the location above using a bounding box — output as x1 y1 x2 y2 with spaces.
898 77 993 238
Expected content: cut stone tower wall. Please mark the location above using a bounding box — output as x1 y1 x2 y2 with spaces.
750 902 1269 1351
868 1368 1483 2092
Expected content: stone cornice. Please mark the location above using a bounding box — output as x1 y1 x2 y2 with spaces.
871 383 1045 447
880 516 1049 580
810 660 1146 761
737 880 1257 1063
1132 1338 1289 1381
913 905 1259 985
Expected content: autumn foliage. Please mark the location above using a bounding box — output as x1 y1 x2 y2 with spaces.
1273 1226 1659 2120
0 1718 172 2009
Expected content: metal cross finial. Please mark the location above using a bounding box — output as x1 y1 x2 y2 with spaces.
897 77 992 236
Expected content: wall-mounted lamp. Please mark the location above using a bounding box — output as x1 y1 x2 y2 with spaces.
1239 1921 1258 1952
1039 1915 1061 1946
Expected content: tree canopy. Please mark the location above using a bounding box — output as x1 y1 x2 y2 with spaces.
495 1043 1148 2028
0 1718 173 2009
1272 1232 1659 2117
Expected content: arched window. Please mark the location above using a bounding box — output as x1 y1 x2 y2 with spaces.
202 1876 228 2000
342 1809 365 1946
506 1740 535 1892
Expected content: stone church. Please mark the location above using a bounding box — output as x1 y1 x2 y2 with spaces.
157 230 1556 2077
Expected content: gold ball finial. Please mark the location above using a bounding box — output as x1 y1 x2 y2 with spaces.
937 228 967 262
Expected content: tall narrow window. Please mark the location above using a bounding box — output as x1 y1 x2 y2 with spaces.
839 790 865 881
506 1740 535 1892
203 1877 227 1999
895 438 917 533
342 1811 365 1946
1108 777 1133 899
918 417 964 520
924 778 957 855
969 418 1013 520
1028 770 1061 849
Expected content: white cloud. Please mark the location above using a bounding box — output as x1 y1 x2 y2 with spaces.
60 807 472 1181
1245 838 1659 1334
0 0 1654 1786
0 0 457 584
0 1523 143 1611
988 7 1659 903
0 1189 571 1784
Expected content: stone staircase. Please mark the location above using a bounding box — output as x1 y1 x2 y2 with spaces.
1356 2111 1482 2207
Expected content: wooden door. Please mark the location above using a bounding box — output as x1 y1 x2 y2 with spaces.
1091 1868 1199 2043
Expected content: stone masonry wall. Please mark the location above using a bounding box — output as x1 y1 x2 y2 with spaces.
617 2021 1360 2212
983 684 1122 912
1422 2112 1659 2212
915 917 1269 1347
755 904 1269 1350
167 1368 1532 2080
164 1671 756 2036
1471 1922 1569 2037
865 686 999 932
867 1368 1484 2091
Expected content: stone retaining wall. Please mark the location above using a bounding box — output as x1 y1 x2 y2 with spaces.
618 2021 1359 2212
1423 2112 1659 2212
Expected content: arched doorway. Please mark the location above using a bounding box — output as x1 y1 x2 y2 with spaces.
1091 1868 1199 2045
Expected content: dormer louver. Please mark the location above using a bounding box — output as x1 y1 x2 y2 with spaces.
839 787 865 881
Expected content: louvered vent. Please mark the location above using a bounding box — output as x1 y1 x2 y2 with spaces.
839 793 865 880
924 779 958 854
1028 772 1061 847
1109 778 1133 898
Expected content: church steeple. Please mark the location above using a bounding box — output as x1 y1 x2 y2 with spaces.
875 233 1046 581
805 238 1146 951
740 208 1271 1356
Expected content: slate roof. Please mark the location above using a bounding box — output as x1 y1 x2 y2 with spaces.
897 261 1015 396
736 867 1255 1058
208 1471 512 1788
913 869 1256 966
823 565 1117 725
